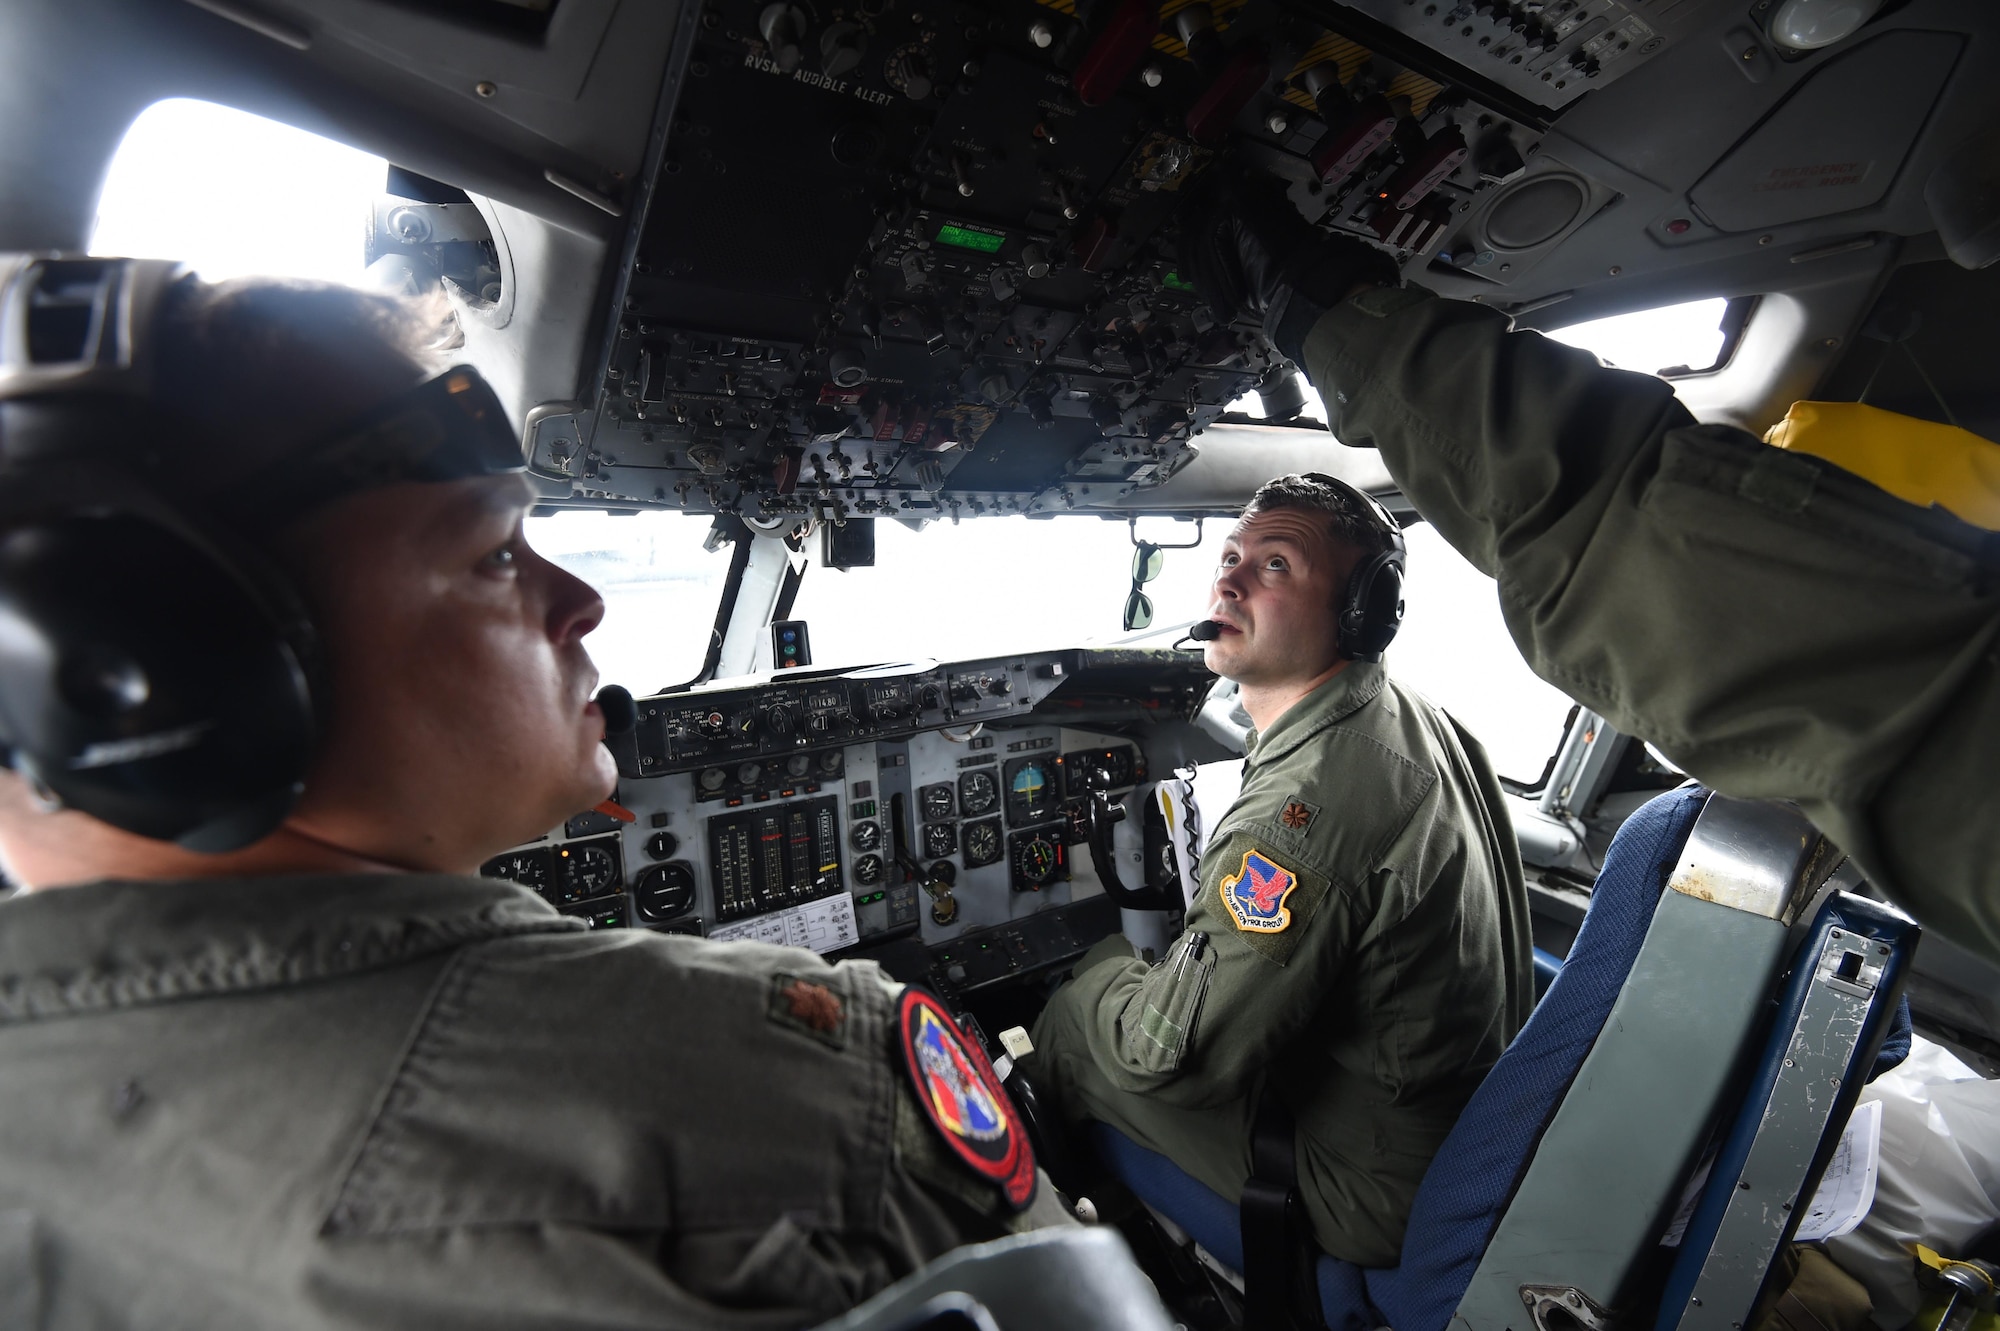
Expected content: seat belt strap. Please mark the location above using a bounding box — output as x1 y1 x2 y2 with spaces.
1241 1090 1317 1328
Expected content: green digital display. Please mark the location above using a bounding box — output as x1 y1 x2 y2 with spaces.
1162 271 1196 292
937 222 1006 253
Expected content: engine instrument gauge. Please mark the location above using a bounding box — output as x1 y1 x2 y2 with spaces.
481 848 554 901
850 819 881 852
959 767 999 816
698 767 727 792
1009 828 1065 892
919 781 955 823
558 837 622 902
923 821 957 859
1004 756 1060 825
852 853 884 885
963 817 1002 868
785 753 812 779
635 862 697 921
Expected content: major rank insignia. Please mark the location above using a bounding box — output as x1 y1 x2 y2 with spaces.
896 987 1037 1210
1220 849 1300 934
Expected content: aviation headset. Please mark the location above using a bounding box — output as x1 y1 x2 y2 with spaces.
0 255 526 852
1304 471 1406 663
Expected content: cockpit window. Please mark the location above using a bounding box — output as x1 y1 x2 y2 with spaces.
789 514 1573 783
90 98 384 283
526 510 733 696
1546 296 1742 377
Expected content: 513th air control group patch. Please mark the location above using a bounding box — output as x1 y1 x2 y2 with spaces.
1220 849 1300 934
896 987 1037 1210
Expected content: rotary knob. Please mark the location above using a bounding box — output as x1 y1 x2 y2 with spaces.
766 704 796 735
646 831 680 860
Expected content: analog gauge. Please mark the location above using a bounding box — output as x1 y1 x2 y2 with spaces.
481 848 553 899
1102 746 1135 786
852 853 884 885
817 749 844 776
923 821 957 859
1011 832 1062 890
698 767 727 792
1005 756 1058 824
736 761 762 786
927 859 957 889
959 768 999 816
558 840 620 900
785 753 811 779
850 819 881 852
963 818 1002 868
920 781 955 822
635 862 697 921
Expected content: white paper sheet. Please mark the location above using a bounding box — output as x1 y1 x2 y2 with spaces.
1794 1097 1884 1244
707 892 859 954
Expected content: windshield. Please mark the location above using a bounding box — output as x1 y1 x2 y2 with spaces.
789 513 1573 783
527 510 733 695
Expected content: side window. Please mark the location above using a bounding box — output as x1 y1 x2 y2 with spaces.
91 98 384 283
1391 523 1574 786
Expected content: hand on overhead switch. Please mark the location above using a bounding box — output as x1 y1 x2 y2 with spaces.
1178 168 1401 363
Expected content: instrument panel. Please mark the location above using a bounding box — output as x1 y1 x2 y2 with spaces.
482 646 1210 993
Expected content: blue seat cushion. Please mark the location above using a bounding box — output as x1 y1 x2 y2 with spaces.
1532 947 1564 1000
1871 994 1912 1081
1091 1122 1246 1274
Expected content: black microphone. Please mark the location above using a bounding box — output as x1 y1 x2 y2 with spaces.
595 684 637 736
1187 620 1225 641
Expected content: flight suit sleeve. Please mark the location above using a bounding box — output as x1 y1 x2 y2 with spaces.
1295 285 2000 962
1033 819 1368 1110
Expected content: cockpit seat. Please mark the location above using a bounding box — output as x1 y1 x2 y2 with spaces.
1090 785 1917 1331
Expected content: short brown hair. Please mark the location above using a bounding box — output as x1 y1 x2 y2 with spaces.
1243 472 1395 562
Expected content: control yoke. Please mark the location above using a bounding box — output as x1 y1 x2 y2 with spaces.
1082 766 1165 909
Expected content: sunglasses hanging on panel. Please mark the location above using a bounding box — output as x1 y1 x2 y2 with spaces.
1120 518 1205 633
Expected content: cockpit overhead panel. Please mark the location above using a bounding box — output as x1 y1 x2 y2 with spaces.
548 0 1737 519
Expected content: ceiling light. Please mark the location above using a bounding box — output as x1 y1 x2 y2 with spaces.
1769 0 1885 51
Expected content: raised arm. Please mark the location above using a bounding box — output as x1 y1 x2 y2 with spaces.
1292 284 2000 962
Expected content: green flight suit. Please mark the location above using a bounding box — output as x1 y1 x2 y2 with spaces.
1296 285 2000 964
0 874 1061 1329
1030 661 1533 1266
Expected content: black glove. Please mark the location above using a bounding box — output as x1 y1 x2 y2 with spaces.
1180 169 1400 364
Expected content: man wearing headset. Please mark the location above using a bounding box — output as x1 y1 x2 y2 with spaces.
0 259 1058 1327
1177 176 2000 970
1026 471 1533 1270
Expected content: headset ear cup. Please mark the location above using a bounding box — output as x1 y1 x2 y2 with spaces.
1338 551 1407 662
0 510 316 849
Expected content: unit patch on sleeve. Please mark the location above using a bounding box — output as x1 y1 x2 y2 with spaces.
895 987 1037 1210
1219 849 1300 934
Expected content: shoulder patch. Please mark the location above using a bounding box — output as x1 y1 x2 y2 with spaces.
895 987 1036 1211
1219 849 1301 934
768 973 847 1048
1279 798 1320 832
